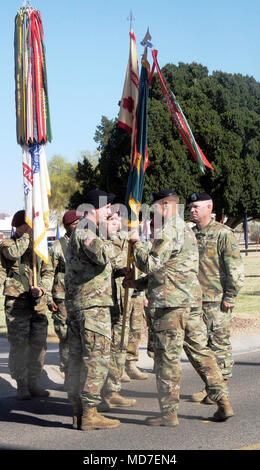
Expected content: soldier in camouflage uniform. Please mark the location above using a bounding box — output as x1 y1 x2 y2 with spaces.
0 210 53 400
0 241 6 288
124 189 234 426
188 192 244 404
48 210 80 383
100 208 136 408
65 190 123 431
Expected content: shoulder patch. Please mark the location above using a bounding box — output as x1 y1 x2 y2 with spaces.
1 239 10 247
84 236 95 247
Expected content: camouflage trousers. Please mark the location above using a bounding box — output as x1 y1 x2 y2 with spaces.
52 299 69 374
66 308 111 411
144 305 155 359
102 306 130 394
5 296 48 381
152 306 228 414
126 295 146 362
202 301 234 379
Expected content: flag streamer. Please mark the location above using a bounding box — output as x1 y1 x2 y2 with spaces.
151 50 213 173
15 5 52 267
14 7 52 145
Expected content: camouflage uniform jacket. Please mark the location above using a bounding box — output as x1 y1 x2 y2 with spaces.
0 232 53 301
193 220 244 303
0 242 6 288
65 218 124 331
133 216 202 309
49 234 69 302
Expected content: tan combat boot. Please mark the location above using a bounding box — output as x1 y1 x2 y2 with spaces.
81 407 120 430
121 368 131 383
16 379 31 400
200 394 215 405
145 411 179 427
126 361 148 380
191 388 207 402
28 378 50 397
214 397 234 421
102 392 136 409
202 379 229 405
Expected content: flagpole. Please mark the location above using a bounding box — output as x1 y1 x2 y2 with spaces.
120 240 133 349
33 249 37 286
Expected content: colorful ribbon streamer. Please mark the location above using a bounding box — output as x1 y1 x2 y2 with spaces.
14 8 52 145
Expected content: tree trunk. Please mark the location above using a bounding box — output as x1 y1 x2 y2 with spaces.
224 215 244 229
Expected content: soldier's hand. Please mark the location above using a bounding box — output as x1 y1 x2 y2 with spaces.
124 268 135 280
118 267 128 277
31 286 43 298
122 278 137 289
130 227 140 243
221 300 234 312
48 301 58 312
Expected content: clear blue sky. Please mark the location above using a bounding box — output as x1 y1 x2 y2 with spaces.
0 0 259 215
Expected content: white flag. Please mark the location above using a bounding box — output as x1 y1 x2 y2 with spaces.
118 28 139 134
22 144 51 263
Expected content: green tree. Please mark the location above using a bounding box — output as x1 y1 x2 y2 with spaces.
95 116 131 202
68 151 100 208
69 63 260 227
48 155 79 220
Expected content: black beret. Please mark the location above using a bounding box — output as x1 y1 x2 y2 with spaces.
85 189 115 209
150 189 178 203
188 192 212 203
62 210 81 226
11 210 26 227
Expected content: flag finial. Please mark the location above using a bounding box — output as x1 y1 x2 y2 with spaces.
127 10 135 30
141 28 153 48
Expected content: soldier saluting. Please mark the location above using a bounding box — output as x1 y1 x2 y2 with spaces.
65 189 124 431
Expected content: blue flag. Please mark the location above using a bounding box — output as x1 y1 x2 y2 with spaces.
56 223 60 240
243 214 248 249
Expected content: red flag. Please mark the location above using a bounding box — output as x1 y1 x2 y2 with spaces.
118 29 139 134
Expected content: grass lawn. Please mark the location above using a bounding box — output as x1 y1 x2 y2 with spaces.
234 251 260 319
0 251 259 340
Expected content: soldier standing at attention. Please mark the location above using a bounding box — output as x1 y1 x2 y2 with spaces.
0 210 53 400
124 189 234 426
48 210 81 385
188 192 244 404
65 190 123 431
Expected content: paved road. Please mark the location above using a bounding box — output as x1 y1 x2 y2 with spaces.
0 335 259 460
